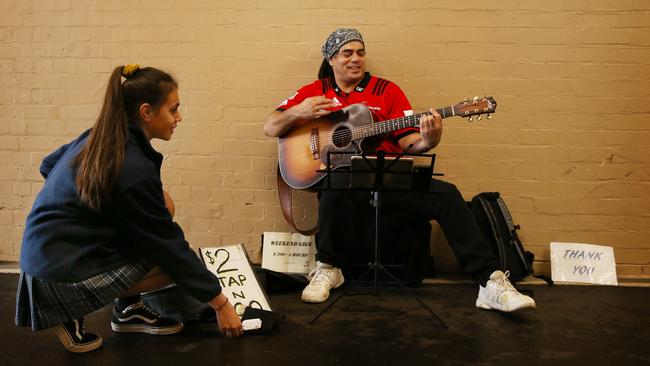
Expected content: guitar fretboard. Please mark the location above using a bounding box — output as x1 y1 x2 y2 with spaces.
352 106 455 139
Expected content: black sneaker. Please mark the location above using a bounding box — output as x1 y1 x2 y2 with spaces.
111 301 183 335
53 318 103 353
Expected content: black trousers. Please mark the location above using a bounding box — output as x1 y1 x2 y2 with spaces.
315 179 499 284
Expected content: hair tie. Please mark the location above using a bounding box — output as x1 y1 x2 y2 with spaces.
122 64 140 78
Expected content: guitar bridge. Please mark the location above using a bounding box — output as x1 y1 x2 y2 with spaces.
310 128 320 160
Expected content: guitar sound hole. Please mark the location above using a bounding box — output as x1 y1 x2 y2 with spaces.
332 125 352 148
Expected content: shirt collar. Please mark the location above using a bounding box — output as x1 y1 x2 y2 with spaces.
332 72 371 93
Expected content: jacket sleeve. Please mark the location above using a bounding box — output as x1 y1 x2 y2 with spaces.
112 178 222 303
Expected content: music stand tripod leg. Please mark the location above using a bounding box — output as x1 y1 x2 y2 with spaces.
371 260 449 329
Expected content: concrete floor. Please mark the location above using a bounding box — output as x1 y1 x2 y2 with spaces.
1 272 649 366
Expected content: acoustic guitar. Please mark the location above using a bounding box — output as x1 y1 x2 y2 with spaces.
278 96 497 189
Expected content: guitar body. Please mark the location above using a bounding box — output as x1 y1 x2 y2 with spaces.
278 103 379 189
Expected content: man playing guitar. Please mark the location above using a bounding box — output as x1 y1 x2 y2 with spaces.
264 28 535 313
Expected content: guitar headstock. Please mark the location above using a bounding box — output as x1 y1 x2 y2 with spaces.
454 96 497 122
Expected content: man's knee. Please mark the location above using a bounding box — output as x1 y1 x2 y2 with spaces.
431 179 461 197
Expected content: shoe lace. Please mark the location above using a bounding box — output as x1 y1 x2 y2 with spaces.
308 264 335 286
496 270 518 293
140 303 161 319
124 301 161 319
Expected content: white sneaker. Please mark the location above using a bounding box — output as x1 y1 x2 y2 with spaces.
476 270 536 312
301 261 345 303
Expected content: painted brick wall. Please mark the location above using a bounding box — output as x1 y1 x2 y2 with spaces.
1 1 648 278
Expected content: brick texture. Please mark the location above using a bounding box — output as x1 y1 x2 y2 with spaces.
1 1 649 279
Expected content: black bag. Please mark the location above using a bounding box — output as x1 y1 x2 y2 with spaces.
469 192 552 284
241 307 282 335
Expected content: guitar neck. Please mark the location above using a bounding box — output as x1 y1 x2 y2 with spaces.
352 106 455 140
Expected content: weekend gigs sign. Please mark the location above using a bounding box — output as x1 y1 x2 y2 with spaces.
261 232 316 274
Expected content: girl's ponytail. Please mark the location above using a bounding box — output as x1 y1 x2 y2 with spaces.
74 66 128 212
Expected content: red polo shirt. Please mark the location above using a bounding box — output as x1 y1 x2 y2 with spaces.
276 73 419 153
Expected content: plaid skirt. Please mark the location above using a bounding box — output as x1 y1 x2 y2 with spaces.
15 259 153 331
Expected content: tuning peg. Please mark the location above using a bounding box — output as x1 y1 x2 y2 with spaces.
465 97 470 103
468 116 473 122
473 96 479 102
477 115 482 121
486 114 492 119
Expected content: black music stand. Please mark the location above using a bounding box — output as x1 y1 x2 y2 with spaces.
309 150 448 329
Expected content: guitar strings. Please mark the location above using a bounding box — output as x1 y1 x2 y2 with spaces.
323 112 427 145
320 109 447 146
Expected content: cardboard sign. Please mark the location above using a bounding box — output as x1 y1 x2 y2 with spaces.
550 242 618 285
199 244 271 315
261 232 316 274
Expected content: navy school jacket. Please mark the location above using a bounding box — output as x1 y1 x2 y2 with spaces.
20 122 221 303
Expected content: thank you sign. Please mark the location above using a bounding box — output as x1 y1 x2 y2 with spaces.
199 244 271 315
550 242 618 285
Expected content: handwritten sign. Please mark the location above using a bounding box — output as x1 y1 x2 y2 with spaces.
261 232 316 274
199 244 272 315
550 242 618 285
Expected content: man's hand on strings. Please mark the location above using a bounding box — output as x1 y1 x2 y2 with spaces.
418 108 443 150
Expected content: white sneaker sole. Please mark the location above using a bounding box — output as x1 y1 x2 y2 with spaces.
53 325 103 353
475 298 536 312
301 277 345 304
111 322 184 335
